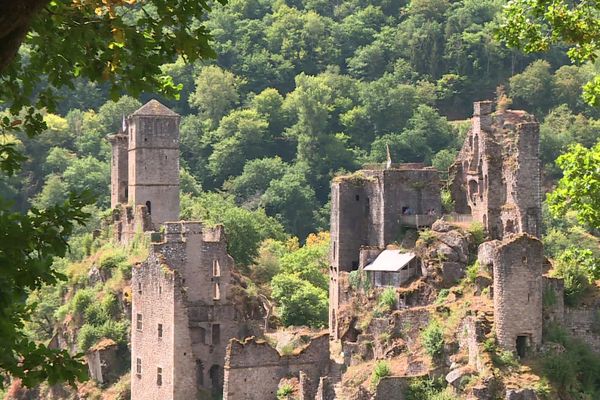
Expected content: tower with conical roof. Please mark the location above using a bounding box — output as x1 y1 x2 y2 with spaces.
126 99 180 228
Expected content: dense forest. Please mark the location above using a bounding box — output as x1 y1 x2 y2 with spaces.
1 0 600 397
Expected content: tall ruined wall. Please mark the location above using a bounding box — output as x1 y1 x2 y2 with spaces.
127 100 180 228
108 133 128 208
112 204 152 244
131 249 180 400
131 221 254 400
223 334 330 400
450 101 541 240
491 234 543 352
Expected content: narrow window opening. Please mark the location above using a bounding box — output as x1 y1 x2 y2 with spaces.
212 260 221 277
196 359 204 386
158 323 163 338
136 313 143 331
136 358 142 375
138 282 142 294
159 285 162 294
212 324 221 345
157 367 163 386
333 242 336 260
213 283 221 300
146 201 152 215
355 194 360 201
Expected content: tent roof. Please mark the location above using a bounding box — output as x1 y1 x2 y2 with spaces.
363 250 416 272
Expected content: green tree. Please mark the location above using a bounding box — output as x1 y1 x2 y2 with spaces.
271 273 328 328
547 142 600 229
224 157 289 207
262 167 319 239
32 174 69 209
208 109 273 184
188 65 245 126
509 60 554 115
180 192 286 266
499 0 600 106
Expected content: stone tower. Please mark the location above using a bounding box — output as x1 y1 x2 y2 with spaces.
329 164 441 337
131 222 257 400
127 99 180 228
479 234 543 356
449 101 541 239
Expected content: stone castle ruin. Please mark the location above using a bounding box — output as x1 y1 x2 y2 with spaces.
105 99 600 400
449 101 542 239
113 100 332 400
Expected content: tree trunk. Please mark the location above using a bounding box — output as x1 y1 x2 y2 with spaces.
0 0 49 73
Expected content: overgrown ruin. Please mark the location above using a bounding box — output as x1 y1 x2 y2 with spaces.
99 99 600 399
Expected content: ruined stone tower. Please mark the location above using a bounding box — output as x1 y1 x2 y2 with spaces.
108 132 128 208
479 234 544 355
449 101 541 239
329 164 441 337
110 100 180 242
131 222 256 400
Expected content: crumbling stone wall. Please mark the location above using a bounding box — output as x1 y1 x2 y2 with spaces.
108 133 128 209
222 334 330 400
563 307 600 353
112 204 152 244
86 339 120 385
450 101 541 240
330 165 441 337
131 222 258 400
488 234 543 353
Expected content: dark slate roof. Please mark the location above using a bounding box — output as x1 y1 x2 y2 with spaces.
131 99 179 117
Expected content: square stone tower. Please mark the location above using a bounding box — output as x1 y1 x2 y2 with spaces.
329 164 441 337
131 222 256 400
127 99 180 228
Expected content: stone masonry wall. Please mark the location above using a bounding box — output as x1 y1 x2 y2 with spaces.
108 133 128 209
223 334 330 400
492 234 543 352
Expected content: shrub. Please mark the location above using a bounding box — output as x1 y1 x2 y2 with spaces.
378 332 391 344
418 229 436 244
406 377 449 400
371 361 391 388
494 350 519 368
349 269 371 291
421 320 444 359
378 288 396 312
276 384 294 399
467 222 486 246
441 189 454 213
465 261 479 284
436 289 450 304
84 302 110 326
99 252 127 272
71 288 96 316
